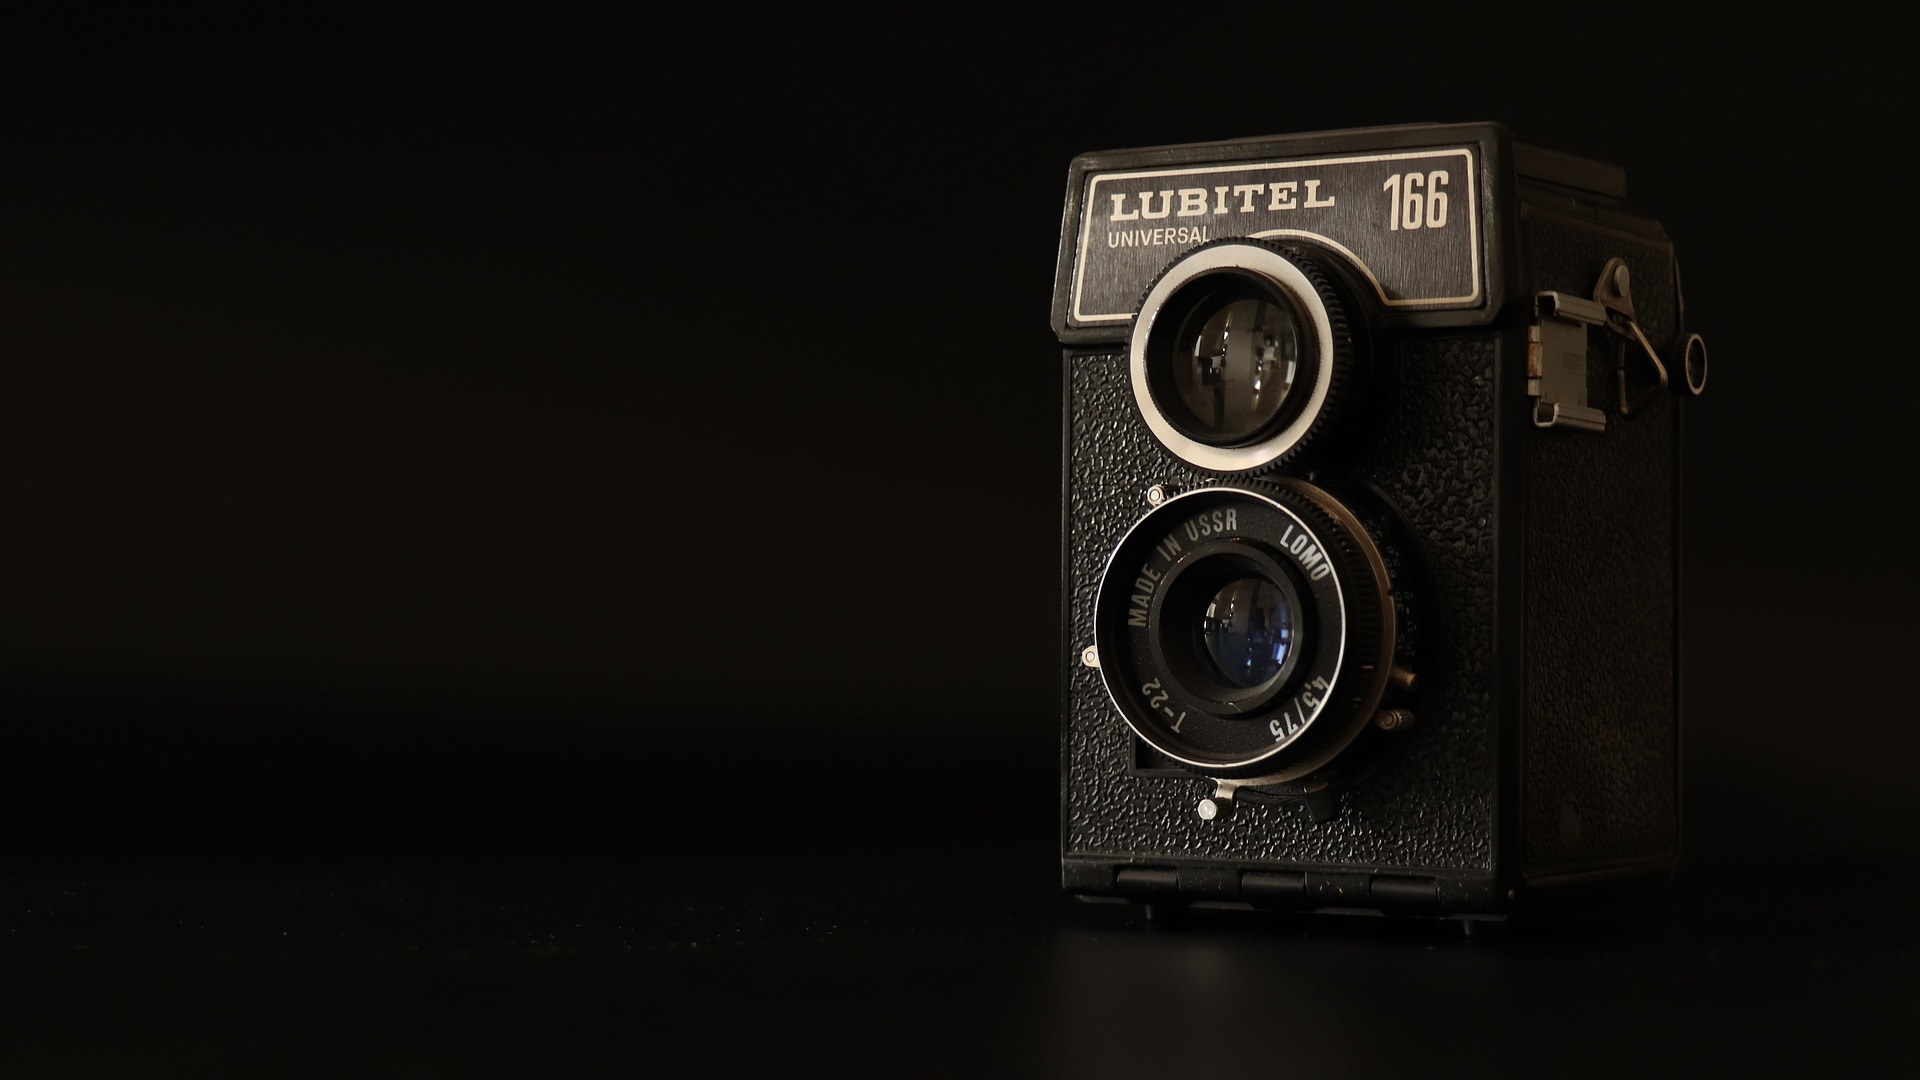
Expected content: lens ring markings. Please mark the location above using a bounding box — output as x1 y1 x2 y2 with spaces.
1093 482 1396 781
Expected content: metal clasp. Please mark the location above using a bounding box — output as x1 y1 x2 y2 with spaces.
1528 290 1608 432
1530 256 1705 432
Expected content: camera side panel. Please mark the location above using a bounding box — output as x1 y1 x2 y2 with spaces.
1518 212 1683 876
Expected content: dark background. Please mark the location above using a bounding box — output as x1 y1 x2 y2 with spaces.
3 12 1915 1077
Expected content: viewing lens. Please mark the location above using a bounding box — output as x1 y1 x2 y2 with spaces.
1200 576 1295 688
1169 293 1300 443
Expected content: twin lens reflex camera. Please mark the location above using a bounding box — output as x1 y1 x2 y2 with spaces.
1052 122 1708 929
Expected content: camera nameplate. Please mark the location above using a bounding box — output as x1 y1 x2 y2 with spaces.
1071 147 1483 326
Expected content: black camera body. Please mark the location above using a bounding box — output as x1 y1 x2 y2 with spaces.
1053 122 1706 926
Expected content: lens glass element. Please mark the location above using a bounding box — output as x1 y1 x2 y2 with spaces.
1200 576 1295 689
1171 296 1300 442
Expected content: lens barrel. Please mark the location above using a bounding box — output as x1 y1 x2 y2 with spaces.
1093 480 1398 782
1131 239 1366 474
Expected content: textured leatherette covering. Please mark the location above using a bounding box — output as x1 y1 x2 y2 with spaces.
1064 334 1500 871
1519 212 1681 872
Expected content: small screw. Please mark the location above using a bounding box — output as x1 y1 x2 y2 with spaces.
1080 646 1099 668
1612 263 1631 296
1145 484 1166 506
1197 797 1232 821
1375 709 1415 732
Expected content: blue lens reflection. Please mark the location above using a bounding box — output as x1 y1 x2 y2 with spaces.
1202 577 1294 688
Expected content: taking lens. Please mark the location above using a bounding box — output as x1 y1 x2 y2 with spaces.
1201 576 1295 688
1170 294 1301 443
1093 482 1397 779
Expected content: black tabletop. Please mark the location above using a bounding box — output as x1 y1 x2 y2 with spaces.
2 738 1912 1078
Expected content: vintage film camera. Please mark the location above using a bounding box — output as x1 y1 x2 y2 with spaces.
1053 122 1707 927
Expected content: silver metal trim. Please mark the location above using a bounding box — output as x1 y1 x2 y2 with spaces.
1533 401 1608 432
1128 245 1336 473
